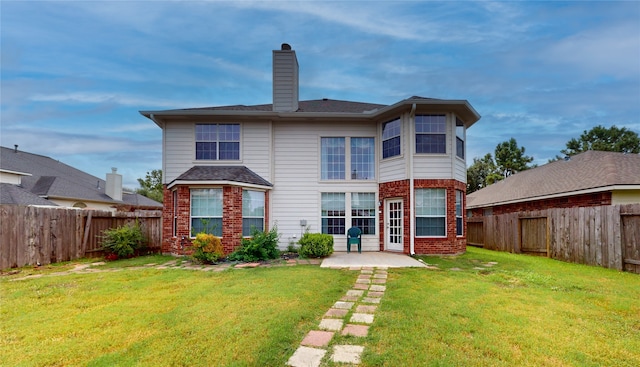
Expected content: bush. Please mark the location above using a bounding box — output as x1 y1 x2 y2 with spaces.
298 233 334 258
191 233 224 264
228 227 280 262
101 222 145 259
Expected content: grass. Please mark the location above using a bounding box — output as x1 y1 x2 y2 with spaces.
362 247 640 367
0 259 355 366
2 248 639 366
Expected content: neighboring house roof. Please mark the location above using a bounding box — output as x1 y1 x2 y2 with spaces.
0 183 58 206
141 96 481 128
0 146 162 208
467 151 640 209
170 166 273 189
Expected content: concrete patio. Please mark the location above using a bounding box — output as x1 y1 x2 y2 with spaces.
320 251 426 268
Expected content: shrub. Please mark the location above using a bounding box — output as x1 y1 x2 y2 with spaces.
191 233 224 264
228 227 280 262
101 222 145 259
298 233 334 258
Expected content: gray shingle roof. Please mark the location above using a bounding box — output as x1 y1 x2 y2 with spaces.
174 166 273 187
180 98 386 114
0 183 58 206
467 150 640 208
0 146 162 208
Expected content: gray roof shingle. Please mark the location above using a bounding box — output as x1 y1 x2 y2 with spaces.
0 183 58 206
467 150 640 208
174 166 273 187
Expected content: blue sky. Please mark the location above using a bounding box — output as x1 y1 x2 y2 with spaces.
1 0 639 188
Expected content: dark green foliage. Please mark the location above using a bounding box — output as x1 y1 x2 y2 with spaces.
298 233 334 258
135 169 163 203
101 222 145 258
227 227 280 262
561 124 640 156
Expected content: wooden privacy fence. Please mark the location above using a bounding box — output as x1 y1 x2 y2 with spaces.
0 205 162 270
467 204 640 274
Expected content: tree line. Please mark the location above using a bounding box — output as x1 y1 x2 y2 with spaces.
467 125 639 194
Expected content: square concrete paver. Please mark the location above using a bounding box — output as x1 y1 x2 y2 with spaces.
356 279 370 284
360 269 373 274
342 324 369 337
368 291 384 298
372 279 387 284
332 345 365 364
325 308 348 318
333 301 354 309
353 283 369 290
370 285 386 292
347 290 364 297
358 274 371 279
362 297 381 304
340 296 359 302
373 273 387 278
319 318 343 331
301 330 334 347
356 305 377 313
350 313 374 324
287 346 327 367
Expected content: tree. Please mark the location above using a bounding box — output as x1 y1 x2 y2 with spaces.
494 138 534 178
560 125 640 156
136 169 163 203
466 153 500 194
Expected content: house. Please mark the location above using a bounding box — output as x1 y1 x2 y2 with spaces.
0 145 162 211
467 150 640 216
140 44 481 255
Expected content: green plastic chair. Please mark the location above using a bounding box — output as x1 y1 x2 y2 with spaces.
347 227 362 253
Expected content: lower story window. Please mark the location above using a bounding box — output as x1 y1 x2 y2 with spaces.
190 188 222 236
243 189 265 236
415 188 446 237
351 192 376 234
321 193 345 235
456 190 463 236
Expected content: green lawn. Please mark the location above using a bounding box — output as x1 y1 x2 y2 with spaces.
362 248 640 367
1 248 639 366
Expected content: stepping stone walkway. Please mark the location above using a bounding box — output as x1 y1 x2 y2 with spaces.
287 267 388 367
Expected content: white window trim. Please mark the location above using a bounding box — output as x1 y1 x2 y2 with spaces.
242 189 265 237
193 123 242 162
189 187 223 238
415 188 447 238
319 136 376 182
320 191 377 236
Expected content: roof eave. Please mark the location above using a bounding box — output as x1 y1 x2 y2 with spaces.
167 180 273 190
467 184 640 209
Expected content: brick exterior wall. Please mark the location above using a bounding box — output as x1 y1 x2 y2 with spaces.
469 191 613 217
378 179 466 255
161 185 269 255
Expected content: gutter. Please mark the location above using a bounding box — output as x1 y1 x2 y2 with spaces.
409 103 416 256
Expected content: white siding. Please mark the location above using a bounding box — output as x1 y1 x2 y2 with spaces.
270 121 379 250
454 157 467 182
413 156 454 178
163 121 194 183
241 122 272 179
162 121 272 184
379 157 406 183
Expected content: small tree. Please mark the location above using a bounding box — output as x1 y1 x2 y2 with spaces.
494 138 534 178
136 169 163 203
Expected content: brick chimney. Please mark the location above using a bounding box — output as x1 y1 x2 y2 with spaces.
272 43 299 112
105 167 122 201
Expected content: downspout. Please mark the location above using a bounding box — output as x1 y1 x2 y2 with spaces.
409 103 416 255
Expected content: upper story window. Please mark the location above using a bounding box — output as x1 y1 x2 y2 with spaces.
456 117 465 159
350 138 375 180
382 118 401 158
415 115 446 154
195 124 240 160
321 137 375 181
321 137 345 180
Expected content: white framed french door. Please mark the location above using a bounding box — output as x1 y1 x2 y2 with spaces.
385 199 404 251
